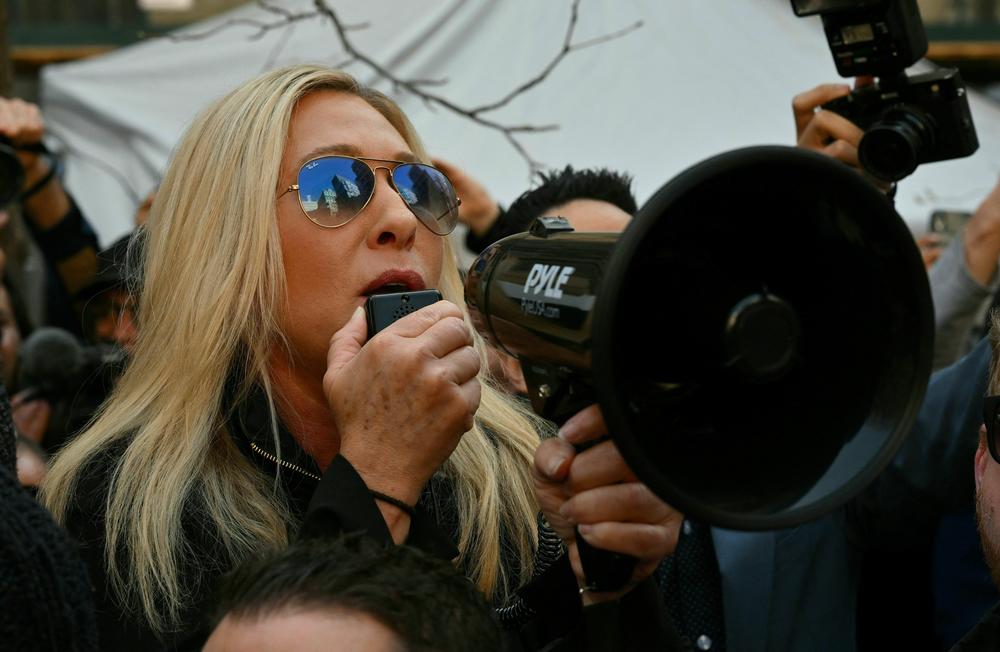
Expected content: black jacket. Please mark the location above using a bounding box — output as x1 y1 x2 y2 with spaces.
64 384 682 651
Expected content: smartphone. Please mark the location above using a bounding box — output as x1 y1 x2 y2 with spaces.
929 210 973 247
364 289 443 340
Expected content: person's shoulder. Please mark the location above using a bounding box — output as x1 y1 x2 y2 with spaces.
0 463 100 650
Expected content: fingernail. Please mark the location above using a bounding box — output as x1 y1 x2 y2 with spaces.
546 453 568 478
578 524 593 535
353 306 364 320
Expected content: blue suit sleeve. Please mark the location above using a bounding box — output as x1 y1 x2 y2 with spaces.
847 336 990 545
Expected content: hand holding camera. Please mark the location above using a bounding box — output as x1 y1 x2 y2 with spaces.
793 82 864 168
792 0 978 182
0 98 49 204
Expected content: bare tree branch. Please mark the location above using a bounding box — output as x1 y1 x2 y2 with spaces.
169 2 320 42
260 20 297 73
172 0 642 176
466 3 641 116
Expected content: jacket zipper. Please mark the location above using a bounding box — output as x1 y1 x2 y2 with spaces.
249 441 321 481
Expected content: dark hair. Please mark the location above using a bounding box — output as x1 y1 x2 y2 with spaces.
499 166 637 238
211 535 501 652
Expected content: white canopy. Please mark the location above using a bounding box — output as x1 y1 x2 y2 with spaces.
40 0 1000 248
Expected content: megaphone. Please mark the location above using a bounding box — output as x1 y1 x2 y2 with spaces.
465 146 932 585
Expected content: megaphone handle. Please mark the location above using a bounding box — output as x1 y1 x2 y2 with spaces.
575 529 637 592
572 433 638 592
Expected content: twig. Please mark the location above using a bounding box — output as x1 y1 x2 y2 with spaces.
311 0 639 174
169 3 320 42
467 4 642 116
260 20 297 72
171 0 642 176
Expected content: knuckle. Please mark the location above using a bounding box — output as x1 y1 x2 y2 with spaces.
467 375 482 396
414 339 436 360
465 346 482 372
412 308 437 331
437 299 462 319
429 365 452 390
814 110 834 129
443 316 470 341
653 525 675 553
623 482 646 506
371 334 402 360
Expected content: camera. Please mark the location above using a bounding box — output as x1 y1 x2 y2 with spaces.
822 69 976 182
792 0 979 182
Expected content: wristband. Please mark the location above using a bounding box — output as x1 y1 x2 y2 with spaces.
370 490 416 517
19 159 58 202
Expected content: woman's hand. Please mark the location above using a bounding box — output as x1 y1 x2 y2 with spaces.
323 301 481 506
533 404 683 605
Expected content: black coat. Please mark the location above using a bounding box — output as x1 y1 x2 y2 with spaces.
63 385 681 651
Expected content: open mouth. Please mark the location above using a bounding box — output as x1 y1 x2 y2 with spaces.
361 270 427 297
364 283 411 297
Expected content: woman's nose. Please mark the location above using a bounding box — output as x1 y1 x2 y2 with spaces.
366 168 418 249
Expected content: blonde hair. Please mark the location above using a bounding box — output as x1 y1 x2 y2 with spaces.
42 65 544 633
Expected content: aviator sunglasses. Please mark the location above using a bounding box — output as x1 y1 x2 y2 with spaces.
280 155 461 235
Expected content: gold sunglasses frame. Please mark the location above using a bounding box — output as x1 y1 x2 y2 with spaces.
279 155 461 233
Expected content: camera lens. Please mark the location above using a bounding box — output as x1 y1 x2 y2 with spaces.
858 108 935 182
0 140 24 209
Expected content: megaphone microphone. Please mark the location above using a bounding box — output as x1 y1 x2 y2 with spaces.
465 146 933 592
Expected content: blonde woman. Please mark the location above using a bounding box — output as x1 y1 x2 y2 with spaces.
41 65 677 650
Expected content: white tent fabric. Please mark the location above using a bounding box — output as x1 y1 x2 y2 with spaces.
41 0 1000 248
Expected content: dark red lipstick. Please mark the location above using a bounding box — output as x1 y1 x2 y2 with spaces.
361 269 427 296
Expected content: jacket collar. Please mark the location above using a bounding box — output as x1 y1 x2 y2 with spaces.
223 379 320 516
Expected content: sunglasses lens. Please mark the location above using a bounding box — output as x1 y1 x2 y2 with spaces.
393 164 460 235
297 157 375 227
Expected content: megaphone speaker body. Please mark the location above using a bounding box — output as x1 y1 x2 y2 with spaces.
466 146 932 532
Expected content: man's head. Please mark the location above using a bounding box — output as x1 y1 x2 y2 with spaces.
977 313 1000 586
484 167 636 395
502 166 637 236
203 535 501 652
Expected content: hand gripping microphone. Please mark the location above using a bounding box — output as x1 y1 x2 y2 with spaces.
464 146 933 591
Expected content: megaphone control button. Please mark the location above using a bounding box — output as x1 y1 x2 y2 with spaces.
697 634 714 650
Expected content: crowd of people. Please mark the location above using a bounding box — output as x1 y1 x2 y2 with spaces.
3 62 1000 651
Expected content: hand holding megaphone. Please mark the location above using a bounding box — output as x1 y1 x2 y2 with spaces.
467 146 934 593
533 404 682 601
